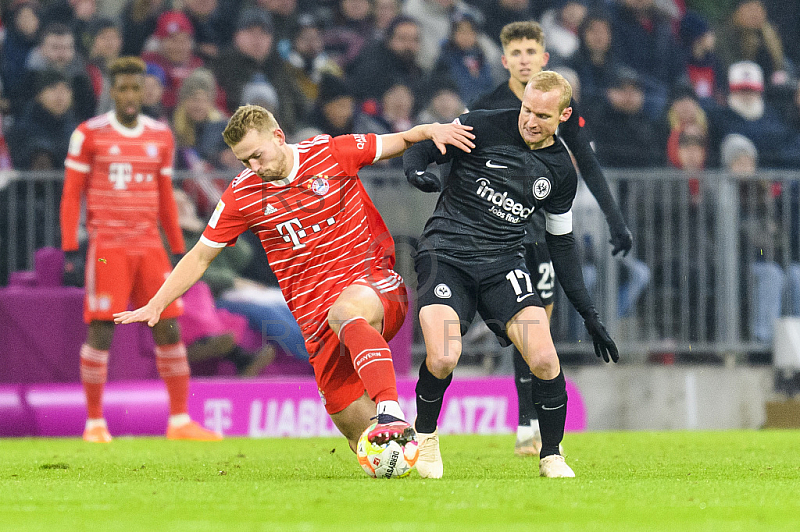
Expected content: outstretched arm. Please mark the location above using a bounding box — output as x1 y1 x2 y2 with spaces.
546 229 619 363
113 240 223 326
561 108 632 256
378 122 474 160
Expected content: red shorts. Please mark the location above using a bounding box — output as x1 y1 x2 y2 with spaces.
310 270 408 415
83 242 183 323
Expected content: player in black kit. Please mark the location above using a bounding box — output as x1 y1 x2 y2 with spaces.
404 71 618 479
468 21 632 456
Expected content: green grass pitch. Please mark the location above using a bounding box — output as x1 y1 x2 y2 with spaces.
1 430 799 531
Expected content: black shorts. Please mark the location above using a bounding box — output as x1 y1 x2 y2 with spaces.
523 241 555 307
414 251 544 343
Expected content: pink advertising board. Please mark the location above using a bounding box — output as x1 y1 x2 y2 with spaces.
4 377 586 437
188 376 586 437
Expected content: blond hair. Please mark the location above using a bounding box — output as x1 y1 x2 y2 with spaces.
526 71 572 112
499 21 545 50
222 105 279 147
108 56 146 84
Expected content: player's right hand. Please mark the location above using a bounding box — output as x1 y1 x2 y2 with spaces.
113 303 162 327
406 169 442 193
583 311 619 363
63 250 84 287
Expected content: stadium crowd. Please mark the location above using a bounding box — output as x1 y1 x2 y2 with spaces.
0 0 799 177
1 0 800 349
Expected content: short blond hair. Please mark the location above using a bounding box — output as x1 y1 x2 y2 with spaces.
222 105 279 147
526 71 572 112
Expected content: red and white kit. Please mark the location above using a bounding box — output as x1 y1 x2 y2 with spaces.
61 111 185 322
201 133 408 411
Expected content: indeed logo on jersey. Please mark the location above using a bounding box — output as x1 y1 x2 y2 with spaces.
475 178 533 223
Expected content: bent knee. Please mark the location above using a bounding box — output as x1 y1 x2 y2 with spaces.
526 346 559 375
427 351 459 378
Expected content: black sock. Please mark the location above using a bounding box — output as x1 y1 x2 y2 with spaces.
512 348 536 426
532 370 568 458
414 361 452 434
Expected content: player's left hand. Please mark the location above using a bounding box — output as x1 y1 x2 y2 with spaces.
583 312 619 363
429 122 475 155
609 225 633 257
113 303 163 327
406 168 442 192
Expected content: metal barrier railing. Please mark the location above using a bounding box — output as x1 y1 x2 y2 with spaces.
3 167 799 363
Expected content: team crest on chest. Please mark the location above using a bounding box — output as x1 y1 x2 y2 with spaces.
532 177 551 200
146 144 159 158
305 175 330 196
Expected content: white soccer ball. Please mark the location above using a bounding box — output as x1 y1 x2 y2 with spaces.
356 422 419 478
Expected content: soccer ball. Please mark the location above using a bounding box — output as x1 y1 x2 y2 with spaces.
356 422 419 479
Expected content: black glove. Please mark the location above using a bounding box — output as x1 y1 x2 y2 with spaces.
63 250 85 287
583 311 619 363
406 168 441 193
609 225 633 257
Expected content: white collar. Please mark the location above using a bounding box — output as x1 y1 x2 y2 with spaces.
108 111 145 137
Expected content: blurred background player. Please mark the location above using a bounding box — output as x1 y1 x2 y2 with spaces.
468 21 632 457
60 56 222 443
113 105 475 452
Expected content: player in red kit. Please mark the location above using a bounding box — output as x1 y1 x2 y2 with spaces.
114 105 475 450
61 57 221 443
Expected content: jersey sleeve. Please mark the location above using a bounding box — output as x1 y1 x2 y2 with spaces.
559 100 628 234
61 124 93 251
543 162 578 236
329 133 381 174
200 185 249 248
156 130 185 253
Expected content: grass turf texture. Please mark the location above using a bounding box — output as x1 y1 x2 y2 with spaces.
1 430 798 531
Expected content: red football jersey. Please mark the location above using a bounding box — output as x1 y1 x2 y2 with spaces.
201 133 397 353
61 112 183 252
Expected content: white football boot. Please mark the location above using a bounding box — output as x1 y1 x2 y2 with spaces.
415 429 443 479
539 454 575 478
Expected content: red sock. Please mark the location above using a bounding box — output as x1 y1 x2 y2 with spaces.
80 344 109 419
339 318 398 404
155 343 190 415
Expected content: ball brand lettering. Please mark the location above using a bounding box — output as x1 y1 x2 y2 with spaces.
383 449 400 478
475 178 532 222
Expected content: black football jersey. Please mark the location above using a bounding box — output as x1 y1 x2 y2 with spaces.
470 82 585 244
417 109 577 265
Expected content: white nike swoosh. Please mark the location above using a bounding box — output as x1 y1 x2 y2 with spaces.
516 293 535 303
519 377 532 383
486 160 508 169
416 170 426 175
417 395 440 403
541 404 566 411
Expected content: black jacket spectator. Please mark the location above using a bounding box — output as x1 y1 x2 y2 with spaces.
346 16 426 106
212 8 306 134
8 70 78 170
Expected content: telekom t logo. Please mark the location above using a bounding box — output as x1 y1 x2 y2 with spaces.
108 162 132 190
204 399 232 434
276 216 337 250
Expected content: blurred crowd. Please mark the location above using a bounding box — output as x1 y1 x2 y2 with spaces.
0 0 799 177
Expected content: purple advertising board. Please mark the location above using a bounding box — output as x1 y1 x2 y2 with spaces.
188 376 587 437
3 377 586 437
